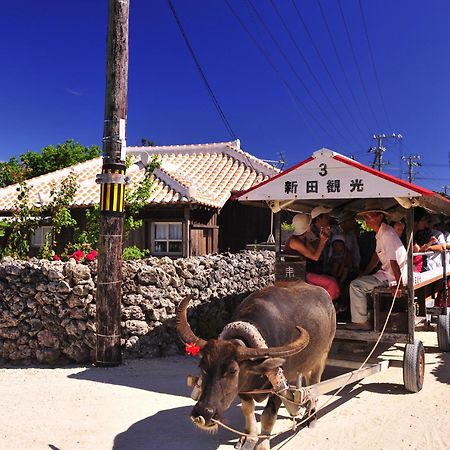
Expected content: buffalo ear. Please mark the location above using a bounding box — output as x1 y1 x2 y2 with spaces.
245 357 286 374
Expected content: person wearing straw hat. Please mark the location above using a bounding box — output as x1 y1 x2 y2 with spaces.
285 213 340 301
346 200 407 331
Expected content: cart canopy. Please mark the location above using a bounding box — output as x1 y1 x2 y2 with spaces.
233 149 450 216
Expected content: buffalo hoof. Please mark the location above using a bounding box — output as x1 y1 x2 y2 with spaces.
235 435 258 450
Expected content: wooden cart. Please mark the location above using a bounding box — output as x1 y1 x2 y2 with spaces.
234 148 450 393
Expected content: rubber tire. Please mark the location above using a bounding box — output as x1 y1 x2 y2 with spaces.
403 339 425 393
437 308 450 352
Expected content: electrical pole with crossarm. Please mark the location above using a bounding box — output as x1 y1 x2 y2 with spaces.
402 154 422 183
369 133 402 171
95 0 130 366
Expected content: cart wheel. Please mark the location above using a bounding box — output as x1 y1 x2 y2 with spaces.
403 339 425 393
437 308 450 352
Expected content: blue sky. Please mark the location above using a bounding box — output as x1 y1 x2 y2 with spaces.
1 1 449 192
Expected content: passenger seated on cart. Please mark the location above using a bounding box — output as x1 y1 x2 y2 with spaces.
329 235 353 286
390 217 423 272
444 219 450 266
390 217 406 245
414 208 446 271
284 212 340 301
346 201 407 331
304 206 333 273
335 210 361 274
444 219 450 242
428 215 449 264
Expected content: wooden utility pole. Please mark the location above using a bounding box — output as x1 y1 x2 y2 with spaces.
95 0 130 366
401 154 421 183
369 133 402 172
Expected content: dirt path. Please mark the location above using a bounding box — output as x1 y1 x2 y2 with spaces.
0 330 448 450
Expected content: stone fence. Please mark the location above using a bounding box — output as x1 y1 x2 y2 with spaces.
0 251 275 364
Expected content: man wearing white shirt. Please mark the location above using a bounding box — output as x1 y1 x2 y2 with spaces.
346 201 407 330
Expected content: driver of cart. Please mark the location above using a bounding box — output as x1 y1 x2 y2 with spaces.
284 212 340 301
346 200 407 331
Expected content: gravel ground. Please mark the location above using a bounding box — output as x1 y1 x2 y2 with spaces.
0 330 448 450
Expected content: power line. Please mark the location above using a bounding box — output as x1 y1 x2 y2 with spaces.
290 0 367 145
167 0 237 140
270 0 366 148
316 0 373 136
224 0 321 141
245 0 356 150
337 0 381 131
358 0 392 130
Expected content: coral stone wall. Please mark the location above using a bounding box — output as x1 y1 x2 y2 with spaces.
0 251 275 364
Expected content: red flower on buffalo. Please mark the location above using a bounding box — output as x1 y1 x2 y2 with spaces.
185 342 201 356
53 254 61 261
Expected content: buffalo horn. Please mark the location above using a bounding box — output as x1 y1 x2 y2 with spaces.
176 295 207 348
236 326 310 361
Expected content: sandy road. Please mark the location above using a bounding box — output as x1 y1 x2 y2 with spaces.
0 330 448 450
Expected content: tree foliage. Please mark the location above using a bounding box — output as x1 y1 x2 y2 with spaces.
20 140 100 178
4 183 39 258
140 138 156 147
38 172 79 258
0 157 30 188
0 140 100 188
4 173 79 259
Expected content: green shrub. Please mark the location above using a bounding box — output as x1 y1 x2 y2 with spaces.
281 221 294 231
122 246 150 261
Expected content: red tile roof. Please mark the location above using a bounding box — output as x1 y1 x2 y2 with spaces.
0 140 278 212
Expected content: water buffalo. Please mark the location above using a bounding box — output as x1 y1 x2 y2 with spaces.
176 281 336 450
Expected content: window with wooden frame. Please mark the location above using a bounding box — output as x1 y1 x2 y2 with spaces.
31 226 52 248
151 222 183 256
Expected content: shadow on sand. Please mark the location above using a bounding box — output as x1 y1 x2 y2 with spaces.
68 356 199 398
430 351 450 385
68 357 410 450
67 343 423 450
112 404 238 450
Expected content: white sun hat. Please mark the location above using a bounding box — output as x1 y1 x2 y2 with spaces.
292 213 311 235
311 206 332 220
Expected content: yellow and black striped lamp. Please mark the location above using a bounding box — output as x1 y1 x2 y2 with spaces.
96 163 128 216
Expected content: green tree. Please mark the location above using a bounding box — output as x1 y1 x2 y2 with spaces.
0 157 30 188
0 141 101 188
140 138 156 146
21 140 100 178
4 173 79 259
39 172 79 258
5 183 40 258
